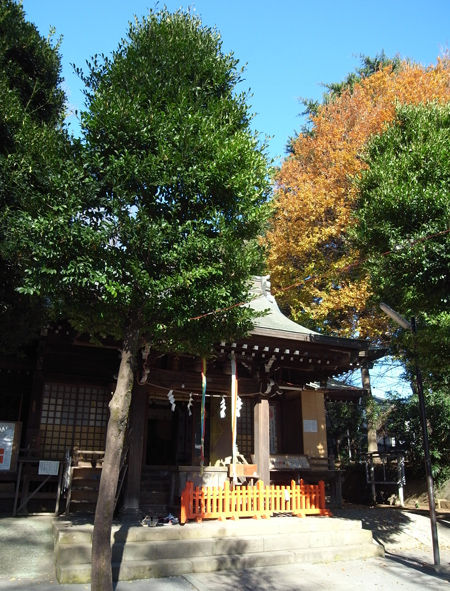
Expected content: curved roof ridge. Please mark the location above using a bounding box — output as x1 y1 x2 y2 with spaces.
249 276 318 336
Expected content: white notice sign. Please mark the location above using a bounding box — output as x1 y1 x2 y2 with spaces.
303 419 318 433
38 460 60 476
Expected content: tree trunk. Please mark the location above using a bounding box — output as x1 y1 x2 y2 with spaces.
91 324 140 591
361 365 378 454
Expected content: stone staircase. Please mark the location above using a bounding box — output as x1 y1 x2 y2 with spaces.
54 515 384 584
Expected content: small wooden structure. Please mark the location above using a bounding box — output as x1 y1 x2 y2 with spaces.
12 456 63 516
365 451 406 506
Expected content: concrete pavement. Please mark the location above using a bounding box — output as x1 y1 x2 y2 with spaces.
0 554 449 591
0 508 449 590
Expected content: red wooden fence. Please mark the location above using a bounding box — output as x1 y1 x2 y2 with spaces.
180 479 331 524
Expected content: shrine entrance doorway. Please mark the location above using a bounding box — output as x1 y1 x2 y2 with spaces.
146 403 177 466
145 400 194 467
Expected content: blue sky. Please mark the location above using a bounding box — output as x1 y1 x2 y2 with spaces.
20 0 446 396
22 0 449 165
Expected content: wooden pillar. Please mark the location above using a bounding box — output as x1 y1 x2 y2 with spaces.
361 364 378 454
254 398 270 485
25 331 47 451
121 386 147 515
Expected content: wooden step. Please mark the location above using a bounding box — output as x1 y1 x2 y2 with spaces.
71 469 101 481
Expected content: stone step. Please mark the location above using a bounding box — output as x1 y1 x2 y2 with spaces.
54 516 383 584
56 527 374 564
55 515 364 545
56 542 383 584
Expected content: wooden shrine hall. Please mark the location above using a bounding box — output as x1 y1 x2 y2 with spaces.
0 276 383 515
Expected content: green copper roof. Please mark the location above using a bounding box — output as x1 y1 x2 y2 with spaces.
249 276 318 336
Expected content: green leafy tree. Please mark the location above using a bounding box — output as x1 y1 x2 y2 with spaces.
0 0 64 127
326 399 367 463
384 390 450 485
352 102 450 483
0 0 66 350
353 102 450 386
3 9 270 589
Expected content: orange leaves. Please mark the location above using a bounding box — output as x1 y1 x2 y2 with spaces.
266 58 450 338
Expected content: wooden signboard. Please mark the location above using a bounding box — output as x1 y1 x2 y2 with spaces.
228 464 258 478
269 454 310 470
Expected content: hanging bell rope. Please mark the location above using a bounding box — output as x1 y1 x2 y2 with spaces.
200 357 207 476
230 351 238 483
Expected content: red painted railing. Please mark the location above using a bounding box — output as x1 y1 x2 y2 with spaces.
180 479 331 524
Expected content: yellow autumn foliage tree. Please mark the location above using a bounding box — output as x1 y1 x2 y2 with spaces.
266 58 449 338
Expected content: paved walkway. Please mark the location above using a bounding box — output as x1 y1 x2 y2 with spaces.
0 507 449 590
333 505 450 552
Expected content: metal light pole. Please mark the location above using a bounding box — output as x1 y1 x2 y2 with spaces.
380 303 440 567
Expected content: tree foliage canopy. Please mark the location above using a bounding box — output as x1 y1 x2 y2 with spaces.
353 101 450 389
4 8 271 354
0 0 64 130
384 389 450 485
266 57 449 339
2 9 271 589
0 0 67 350
354 102 449 318
293 51 402 138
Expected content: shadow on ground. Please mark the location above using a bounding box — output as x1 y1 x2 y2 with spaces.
333 504 450 554
333 505 414 546
384 551 450 585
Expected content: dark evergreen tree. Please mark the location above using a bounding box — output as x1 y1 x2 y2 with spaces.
3 9 270 589
0 0 67 350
